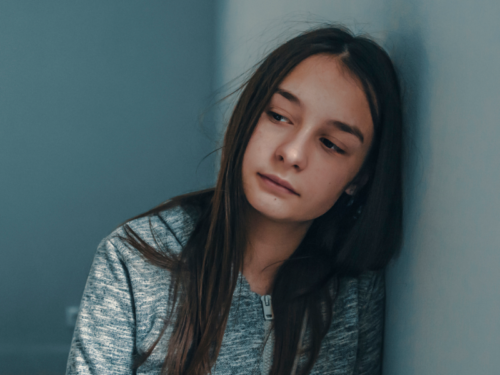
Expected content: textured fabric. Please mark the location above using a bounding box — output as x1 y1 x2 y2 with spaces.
66 204 385 375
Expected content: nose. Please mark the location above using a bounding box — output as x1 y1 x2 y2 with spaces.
275 132 309 171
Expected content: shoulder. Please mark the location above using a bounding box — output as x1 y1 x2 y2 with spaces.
356 269 385 306
68 203 201 373
332 269 385 322
82 203 201 289
336 269 385 300
327 269 385 333
314 270 385 372
103 203 200 259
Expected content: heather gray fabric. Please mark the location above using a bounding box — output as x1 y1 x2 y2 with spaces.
66 204 385 374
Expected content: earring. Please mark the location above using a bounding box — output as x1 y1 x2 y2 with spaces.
346 185 357 196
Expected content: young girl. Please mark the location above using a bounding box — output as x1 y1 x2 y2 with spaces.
67 26 403 375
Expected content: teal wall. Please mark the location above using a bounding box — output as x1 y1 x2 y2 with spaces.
0 1 216 373
216 0 500 374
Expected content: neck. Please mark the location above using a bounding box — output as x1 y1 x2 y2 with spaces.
242 206 313 295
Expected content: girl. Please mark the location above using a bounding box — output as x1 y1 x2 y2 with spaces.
67 25 403 375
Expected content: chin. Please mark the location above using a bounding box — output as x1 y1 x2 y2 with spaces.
247 198 300 223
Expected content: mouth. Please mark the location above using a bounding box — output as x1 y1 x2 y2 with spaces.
257 173 299 196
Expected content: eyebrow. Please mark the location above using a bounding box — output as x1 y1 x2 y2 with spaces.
275 88 365 144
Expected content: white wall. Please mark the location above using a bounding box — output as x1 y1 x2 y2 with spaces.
215 1 500 373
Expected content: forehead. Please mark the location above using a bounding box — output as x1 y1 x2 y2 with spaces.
276 54 373 142
279 54 366 105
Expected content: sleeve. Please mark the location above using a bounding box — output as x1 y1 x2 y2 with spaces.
353 270 385 375
66 237 136 375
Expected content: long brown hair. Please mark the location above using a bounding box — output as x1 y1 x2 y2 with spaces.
120 25 403 374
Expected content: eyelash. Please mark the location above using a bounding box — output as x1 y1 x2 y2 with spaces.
268 111 289 123
320 137 345 154
266 110 346 155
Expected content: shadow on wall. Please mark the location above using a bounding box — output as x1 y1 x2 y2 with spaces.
383 9 431 375
391 30 430 244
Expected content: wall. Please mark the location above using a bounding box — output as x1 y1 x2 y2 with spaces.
215 0 500 374
0 1 216 373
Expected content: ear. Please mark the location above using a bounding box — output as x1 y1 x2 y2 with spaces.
345 174 369 196
345 184 357 196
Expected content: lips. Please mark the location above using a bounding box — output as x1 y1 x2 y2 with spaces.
258 173 299 195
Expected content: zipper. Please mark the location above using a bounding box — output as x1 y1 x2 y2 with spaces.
259 295 306 375
260 295 274 320
261 295 274 374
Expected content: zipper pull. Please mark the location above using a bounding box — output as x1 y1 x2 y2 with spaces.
260 295 274 320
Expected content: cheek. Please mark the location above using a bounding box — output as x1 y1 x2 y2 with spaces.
249 126 266 149
242 130 265 184
305 166 351 210
313 178 344 206
243 126 270 168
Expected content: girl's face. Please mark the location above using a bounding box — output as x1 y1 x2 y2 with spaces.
242 54 374 224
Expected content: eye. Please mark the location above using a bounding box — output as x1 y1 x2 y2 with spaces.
321 137 345 154
267 111 290 123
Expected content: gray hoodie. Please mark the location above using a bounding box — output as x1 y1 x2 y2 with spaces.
66 204 384 374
